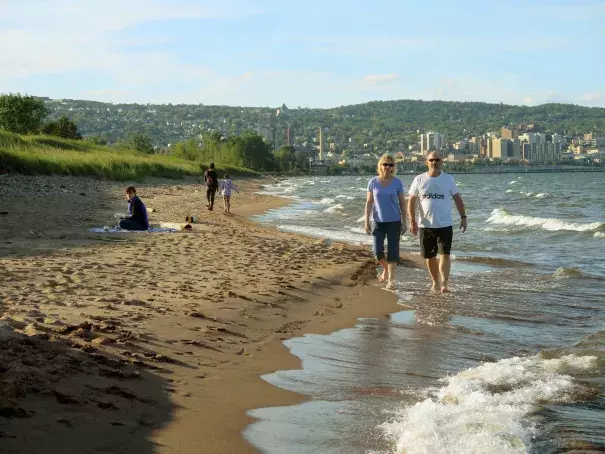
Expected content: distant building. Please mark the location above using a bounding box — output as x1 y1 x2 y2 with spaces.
522 142 562 162
501 127 517 140
512 138 521 159
535 132 548 144
469 136 486 156
420 132 446 154
490 138 509 159
453 140 468 151
552 133 565 144
519 132 536 144
447 152 467 162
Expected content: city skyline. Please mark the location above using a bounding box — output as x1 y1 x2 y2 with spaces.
1 0 603 108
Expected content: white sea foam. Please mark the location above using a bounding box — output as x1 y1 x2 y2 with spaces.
356 216 366 223
594 232 605 238
486 208 604 232
335 194 355 200
319 197 335 205
534 192 549 199
505 189 514 194
509 180 517 185
348 226 366 235
381 354 597 454
324 204 345 213
276 224 371 244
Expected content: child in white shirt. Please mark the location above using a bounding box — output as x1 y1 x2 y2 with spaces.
219 174 240 213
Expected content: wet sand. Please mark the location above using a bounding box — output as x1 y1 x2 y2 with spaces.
0 174 423 453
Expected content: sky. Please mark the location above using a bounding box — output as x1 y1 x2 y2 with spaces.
0 0 603 108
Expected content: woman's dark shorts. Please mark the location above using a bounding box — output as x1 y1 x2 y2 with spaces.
419 226 453 258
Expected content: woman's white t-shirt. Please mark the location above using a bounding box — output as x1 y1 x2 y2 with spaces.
408 172 459 228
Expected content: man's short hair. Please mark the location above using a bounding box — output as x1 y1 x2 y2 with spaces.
125 186 136 194
209 163 215 169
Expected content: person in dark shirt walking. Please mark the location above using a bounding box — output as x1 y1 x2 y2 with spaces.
119 186 149 231
204 163 219 211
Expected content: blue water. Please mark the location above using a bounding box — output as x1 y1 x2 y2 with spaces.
246 173 604 454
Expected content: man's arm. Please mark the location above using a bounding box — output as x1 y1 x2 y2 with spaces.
364 191 374 234
408 194 418 235
452 193 467 233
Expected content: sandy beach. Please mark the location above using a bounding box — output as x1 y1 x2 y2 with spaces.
0 175 423 453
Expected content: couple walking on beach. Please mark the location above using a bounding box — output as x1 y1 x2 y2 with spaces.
204 163 239 213
364 152 467 293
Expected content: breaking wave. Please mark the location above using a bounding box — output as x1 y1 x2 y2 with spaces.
486 208 604 232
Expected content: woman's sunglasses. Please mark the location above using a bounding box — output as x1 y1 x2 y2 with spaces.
382 163 395 167
428 158 441 162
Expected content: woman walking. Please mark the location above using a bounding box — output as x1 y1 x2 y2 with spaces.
364 154 407 289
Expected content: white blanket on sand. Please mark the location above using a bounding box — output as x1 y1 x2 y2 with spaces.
90 222 182 233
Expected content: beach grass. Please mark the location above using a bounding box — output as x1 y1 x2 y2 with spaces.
0 130 258 180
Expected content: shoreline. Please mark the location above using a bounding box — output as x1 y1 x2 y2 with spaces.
0 174 423 454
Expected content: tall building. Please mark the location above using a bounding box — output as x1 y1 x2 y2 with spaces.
420 132 446 154
511 138 521 159
285 127 293 147
519 133 537 144
318 128 324 161
434 133 446 151
522 142 536 161
501 127 517 140
490 138 509 159
522 142 562 162
535 132 548 144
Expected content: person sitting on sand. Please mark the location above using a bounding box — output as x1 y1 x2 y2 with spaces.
364 154 407 290
219 173 239 214
408 151 467 294
204 163 219 211
118 186 149 231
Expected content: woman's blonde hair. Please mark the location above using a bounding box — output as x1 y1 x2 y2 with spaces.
377 154 396 178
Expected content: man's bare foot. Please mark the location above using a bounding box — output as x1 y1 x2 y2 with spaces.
378 269 387 283
385 281 395 290
431 282 439 292
440 285 450 294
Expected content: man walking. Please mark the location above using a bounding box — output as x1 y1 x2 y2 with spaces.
204 163 219 211
408 152 467 293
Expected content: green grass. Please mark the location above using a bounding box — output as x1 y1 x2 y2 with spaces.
0 130 258 180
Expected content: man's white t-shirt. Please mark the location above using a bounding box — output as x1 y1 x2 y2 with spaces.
409 171 459 228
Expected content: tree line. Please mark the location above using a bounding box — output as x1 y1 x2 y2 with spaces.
0 93 298 171
42 97 605 153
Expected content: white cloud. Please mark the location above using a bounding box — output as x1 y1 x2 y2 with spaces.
0 0 263 80
363 73 399 87
579 91 603 102
0 0 262 31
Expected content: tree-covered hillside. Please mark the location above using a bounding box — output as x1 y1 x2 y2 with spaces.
44 98 605 152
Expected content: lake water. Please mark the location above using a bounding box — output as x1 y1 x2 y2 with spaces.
245 172 604 454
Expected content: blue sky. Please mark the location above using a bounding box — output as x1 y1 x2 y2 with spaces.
1 0 603 107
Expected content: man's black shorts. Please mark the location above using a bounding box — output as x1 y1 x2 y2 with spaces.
419 226 453 259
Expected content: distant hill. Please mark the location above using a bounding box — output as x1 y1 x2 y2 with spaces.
44 98 605 151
